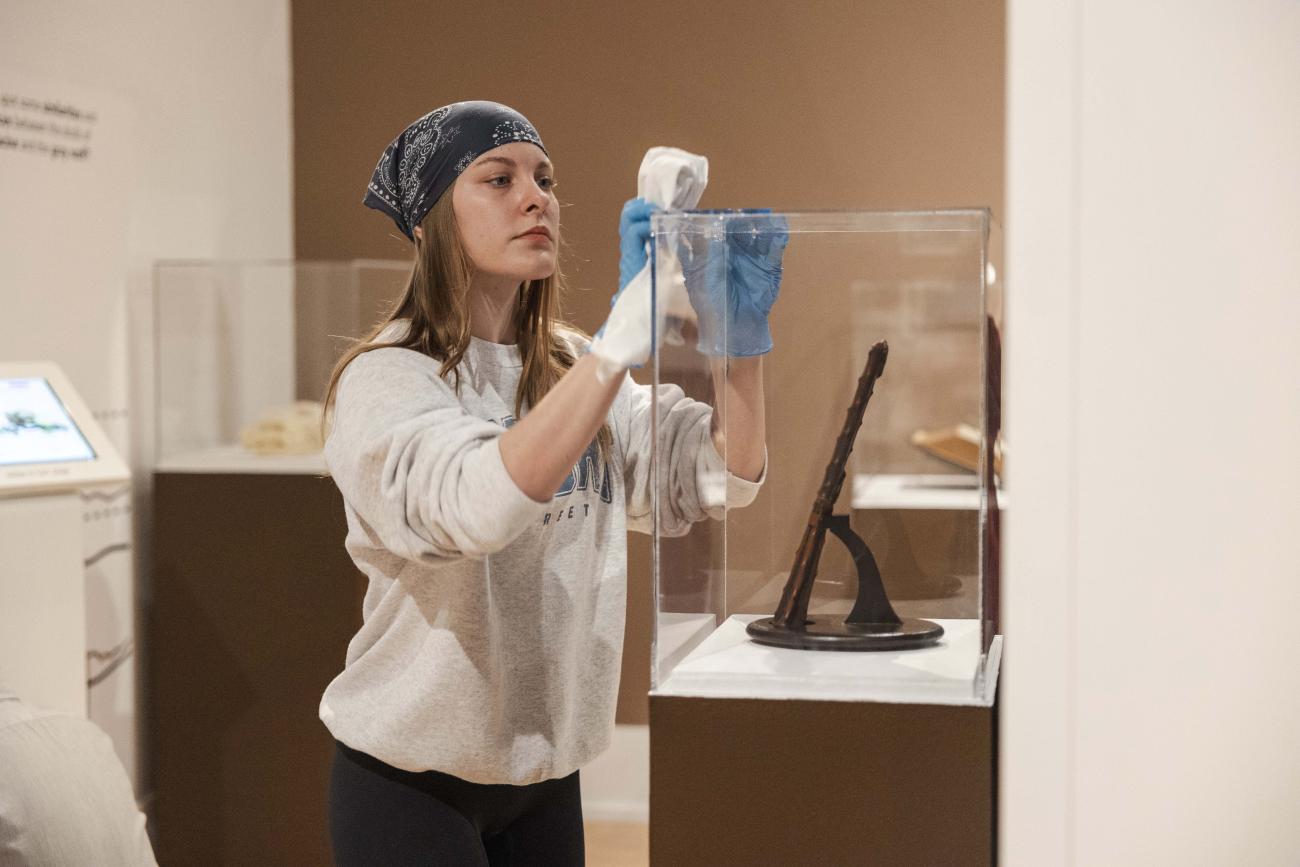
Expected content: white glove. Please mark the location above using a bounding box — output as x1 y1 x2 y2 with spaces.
587 147 708 383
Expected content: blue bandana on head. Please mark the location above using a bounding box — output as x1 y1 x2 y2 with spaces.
363 101 548 241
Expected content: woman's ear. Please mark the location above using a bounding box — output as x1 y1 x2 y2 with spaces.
413 226 424 241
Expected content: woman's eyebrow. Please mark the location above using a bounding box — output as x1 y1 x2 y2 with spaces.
474 155 553 172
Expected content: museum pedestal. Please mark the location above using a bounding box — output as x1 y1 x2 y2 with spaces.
650 693 997 865
146 469 363 867
645 209 1001 864
649 616 1000 865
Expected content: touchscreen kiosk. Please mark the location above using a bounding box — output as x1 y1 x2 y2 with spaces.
0 361 129 716
0 362 129 496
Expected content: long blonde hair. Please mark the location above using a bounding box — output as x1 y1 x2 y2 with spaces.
323 189 612 457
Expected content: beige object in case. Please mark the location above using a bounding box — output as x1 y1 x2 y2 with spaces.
911 422 1004 476
240 401 325 455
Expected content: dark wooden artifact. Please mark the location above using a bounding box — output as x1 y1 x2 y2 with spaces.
746 340 945 651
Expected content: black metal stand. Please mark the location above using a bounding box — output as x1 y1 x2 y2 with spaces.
747 514 944 652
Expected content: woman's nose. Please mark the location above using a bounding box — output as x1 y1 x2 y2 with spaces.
522 181 549 213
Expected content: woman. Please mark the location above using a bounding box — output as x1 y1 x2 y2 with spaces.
322 101 780 865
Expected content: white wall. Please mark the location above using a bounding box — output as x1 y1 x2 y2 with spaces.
1004 0 1300 862
0 0 293 788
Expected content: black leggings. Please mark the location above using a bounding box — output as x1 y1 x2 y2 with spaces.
328 742 584 866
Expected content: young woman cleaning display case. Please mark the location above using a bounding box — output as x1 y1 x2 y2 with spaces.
321 101 783 865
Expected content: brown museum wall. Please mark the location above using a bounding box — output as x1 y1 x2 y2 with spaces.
291 0 1005 724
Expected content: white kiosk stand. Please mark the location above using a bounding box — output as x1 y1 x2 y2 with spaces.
0 362 129 716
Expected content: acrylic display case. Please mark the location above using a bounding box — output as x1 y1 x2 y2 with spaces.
149 259 408 862
153 259 408 473
649 209 1002 706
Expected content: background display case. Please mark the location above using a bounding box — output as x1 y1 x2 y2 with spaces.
148 259 405 865
649 210 1002 706
153 259 408 472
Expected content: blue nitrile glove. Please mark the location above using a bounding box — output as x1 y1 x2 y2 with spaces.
589 197 663 381
681 210 789 356
618 197 658 290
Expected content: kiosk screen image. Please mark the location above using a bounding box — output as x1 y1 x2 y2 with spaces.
0 378 97 466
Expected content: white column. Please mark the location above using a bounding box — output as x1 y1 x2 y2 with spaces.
1004 1 1300 862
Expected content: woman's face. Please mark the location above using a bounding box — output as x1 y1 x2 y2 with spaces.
451 142 559 284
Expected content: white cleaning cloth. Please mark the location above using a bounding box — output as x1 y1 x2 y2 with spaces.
588 147 708 383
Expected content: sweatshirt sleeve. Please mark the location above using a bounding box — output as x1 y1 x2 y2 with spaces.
616 374 766 537
324 348 547 562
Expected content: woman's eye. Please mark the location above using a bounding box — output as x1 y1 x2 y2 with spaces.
537 176 556 190
488 175 510 187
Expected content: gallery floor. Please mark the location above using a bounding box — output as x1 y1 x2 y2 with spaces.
585 821 648 866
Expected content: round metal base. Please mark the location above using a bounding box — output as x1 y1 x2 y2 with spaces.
746 615 945 652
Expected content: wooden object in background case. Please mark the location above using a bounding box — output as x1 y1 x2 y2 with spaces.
146 472 363 866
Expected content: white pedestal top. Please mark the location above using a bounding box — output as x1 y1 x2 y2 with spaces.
156 445 328 475
847 475 1008 509
851 473 1007 510
654 614 1001 707
654 612 719 683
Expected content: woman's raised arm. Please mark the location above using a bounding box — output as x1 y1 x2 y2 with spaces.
498 354 623 502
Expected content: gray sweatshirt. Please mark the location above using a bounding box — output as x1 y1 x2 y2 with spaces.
320 325 762 785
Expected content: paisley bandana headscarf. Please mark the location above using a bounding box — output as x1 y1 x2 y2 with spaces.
363 101 548 241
